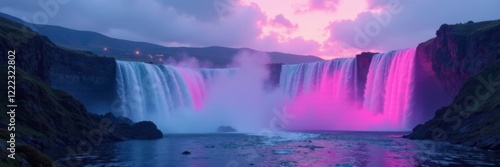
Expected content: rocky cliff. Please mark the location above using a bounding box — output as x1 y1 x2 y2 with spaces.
416 20 500 97
406 19 500 150
0 16 116 114
0 67 163 167
267 63 283 88
404 59 500 150
355 52 377 102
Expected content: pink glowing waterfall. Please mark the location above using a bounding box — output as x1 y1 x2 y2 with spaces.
280 48 417 131
363 48 416 128
175 67 207 110
280 58 356 100
382 48 416 127
280 58 360 130
116 48 417 131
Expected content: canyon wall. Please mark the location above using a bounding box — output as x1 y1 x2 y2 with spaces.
416 20 500 97
0 17 116 114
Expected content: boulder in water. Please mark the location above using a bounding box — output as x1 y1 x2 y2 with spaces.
216 126 237 132
182 151 191 155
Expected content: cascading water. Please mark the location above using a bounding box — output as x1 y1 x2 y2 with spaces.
115 48 417 131
279 58 361 130
362 48 416 128
115 59 279 133
115 61 217 122
280 58 356 101
279 48 417 131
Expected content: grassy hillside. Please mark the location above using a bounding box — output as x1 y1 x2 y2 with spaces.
0 13 323 67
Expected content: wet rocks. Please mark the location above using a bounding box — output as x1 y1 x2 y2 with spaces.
217 126 237 133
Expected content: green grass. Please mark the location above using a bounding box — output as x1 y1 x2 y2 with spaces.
449 19 500 36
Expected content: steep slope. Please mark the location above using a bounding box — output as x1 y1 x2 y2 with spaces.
404 59 500 150
0 66 163 166
0 15 116 114
416 19 500 97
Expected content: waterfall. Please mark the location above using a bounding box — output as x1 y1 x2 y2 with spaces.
115 61 231 122
279 58 356 100
114 48 417 131
279 48 416 130
362 48 416 127
115 60 278 133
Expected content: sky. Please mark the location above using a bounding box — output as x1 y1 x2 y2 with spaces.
1 0 500 59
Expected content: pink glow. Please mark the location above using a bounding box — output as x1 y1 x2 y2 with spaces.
176 68 206 110
281 48 416 131
241 0 370 58
382 48 416 128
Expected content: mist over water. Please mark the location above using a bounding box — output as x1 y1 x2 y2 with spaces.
115 48 419 133
116 52 285 133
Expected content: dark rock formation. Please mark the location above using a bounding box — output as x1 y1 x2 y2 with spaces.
0 67 118 150
0 16 116 115
127 121 164 139
0 17 50 83
266 63 283 89
216 126 237 133
404 59 500 150
102 112 133 125
355 52 377 102
49 51 116 115
405 19 500 151
98 113 163 140
416 20 500 97
181 151 191 155
0 67 162 166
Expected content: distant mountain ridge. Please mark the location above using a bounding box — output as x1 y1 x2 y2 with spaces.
0 13 323 67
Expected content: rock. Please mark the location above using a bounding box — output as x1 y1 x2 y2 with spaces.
416 19 500 97
103 112 133 125
216 126 237 133
266 63 283 88
0 16 116 116
127 121 164 139
404 59 500 150
182 151 191 155
355 52 377 102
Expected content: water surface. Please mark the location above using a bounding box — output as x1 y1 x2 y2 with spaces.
51 131 500 166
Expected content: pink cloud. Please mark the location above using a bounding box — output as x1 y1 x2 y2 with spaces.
296 0 341 13
269 14 298 29
5 0 499 60
308 0 340 10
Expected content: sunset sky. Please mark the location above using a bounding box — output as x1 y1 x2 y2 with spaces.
2 0 500 59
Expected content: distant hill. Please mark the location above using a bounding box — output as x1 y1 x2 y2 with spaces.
0 13 323 67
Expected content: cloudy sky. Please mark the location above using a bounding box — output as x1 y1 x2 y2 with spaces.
1 0 500 59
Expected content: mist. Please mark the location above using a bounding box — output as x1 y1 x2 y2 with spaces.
153 51 287 133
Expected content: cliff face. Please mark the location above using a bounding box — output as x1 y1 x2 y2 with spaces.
355 52 377 102
0 19 51 83
0 67 163 166
267 63 283 88
417 20 500 97
406 20 500 150
49 50 116 114
0 16 116 114
404 60 500 150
